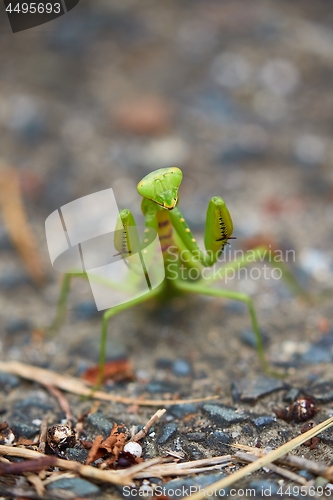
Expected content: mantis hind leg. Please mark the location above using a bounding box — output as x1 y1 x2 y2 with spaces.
173 279 271 374
196 246 308 301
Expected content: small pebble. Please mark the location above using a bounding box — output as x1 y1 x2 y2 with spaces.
156 423 178 445
169 404 198 418
46 477 100 497
0 372 19 391
301 345 332 363
298 469 315 480
64 447 89 463
0 273 29 289
252 415 276 428
259 58 300 95
305 381 333 404
231 376 286 403
123 441 142 457
207 430 231 447
9 421 39 439
283 387 301 403
155 358 173 369
186 432 206 442
73 301 100 320
202 404 249 426
240 329 269 349
172 359 192 377
163 473 226 499
5 319 31 335
145 381 179 394
85 412 114 438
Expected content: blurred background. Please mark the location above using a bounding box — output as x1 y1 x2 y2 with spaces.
0 0 333 369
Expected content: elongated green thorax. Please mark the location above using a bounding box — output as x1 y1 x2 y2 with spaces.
137 167 183 210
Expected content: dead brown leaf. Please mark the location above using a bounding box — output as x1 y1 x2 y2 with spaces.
82 359 134 384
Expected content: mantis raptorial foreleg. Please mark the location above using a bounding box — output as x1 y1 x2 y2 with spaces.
169 197 234 268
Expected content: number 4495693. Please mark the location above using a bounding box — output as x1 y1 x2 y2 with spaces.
5 2 61 14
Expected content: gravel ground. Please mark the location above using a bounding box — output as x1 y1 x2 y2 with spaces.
0 1 333 499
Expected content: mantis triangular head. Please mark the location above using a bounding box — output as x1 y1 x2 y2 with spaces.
137 167 183 210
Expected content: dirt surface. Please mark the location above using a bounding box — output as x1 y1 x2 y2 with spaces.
0 1 333 499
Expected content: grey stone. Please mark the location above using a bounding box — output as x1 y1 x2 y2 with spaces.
156 423 178 445
64 447 89 463
185 432 206 442
10 421 39 439
145 381 179 394
169 404 198 418
0 371 20 391
5 319 31 334
240 329 269 349
13 398 54 420
155 358 173 369
302 345 332 363
163 473 226 499
73 301 101 320
252 415 276 428
207 430 232 447
298 469 315 480
202 404 249 426
231 376 286 403
283 387 301 403
85 412 114 438
172 359 192 377
47 477 100 497
307 381 333 403
0 273 29 289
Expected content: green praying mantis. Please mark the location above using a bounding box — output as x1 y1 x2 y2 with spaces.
50 167 305 384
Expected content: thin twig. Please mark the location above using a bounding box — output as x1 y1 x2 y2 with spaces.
24 472 45 497
0 445 132 486
234 452 309 485
0 456 57 474
233 444 333 481
132 409 166 442
0 361 219 406
135 465 229 478
38 416 48 454
44 384 73 421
